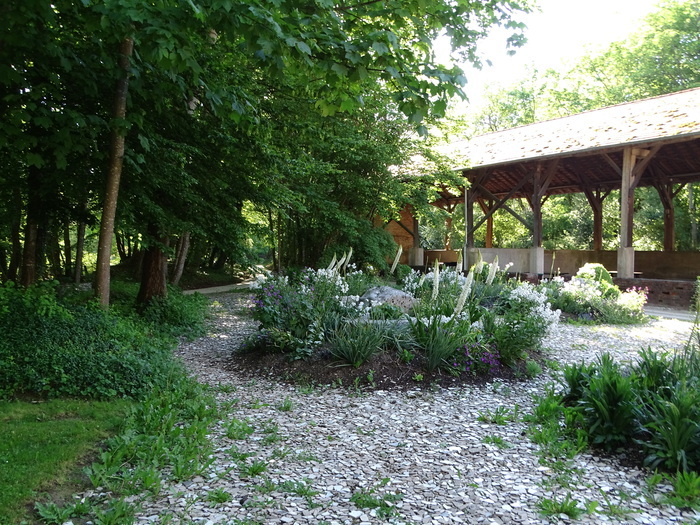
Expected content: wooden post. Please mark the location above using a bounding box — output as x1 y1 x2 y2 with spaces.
482 199 494 248
653 181 685 252
465 181 475 248
530 165 546 248
620 147 636 248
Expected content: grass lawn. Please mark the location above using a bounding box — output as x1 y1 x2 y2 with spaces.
0 399 132 524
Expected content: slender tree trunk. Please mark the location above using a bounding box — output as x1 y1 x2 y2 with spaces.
74 221 85 284
268 209 278 273
8 186 23 282
20 222 38 287
170 231 190 286
115 231 127 261
63 219 72 277
95 36 134 307
136 225 169 306
48 231 62 278
20 168 42 287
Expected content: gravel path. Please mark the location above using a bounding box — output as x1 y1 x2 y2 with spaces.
136 293 698 525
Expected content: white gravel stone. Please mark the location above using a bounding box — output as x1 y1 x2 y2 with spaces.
102 293 700 524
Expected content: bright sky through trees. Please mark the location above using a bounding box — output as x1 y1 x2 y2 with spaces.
439 0 662 103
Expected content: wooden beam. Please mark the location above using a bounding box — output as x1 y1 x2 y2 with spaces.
387 218 415 238
602 153 622 175
620 147 636 248
469 175 531 234
477 198 495 247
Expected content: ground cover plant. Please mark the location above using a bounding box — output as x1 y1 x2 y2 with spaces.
0 279 212 522
0 399 131 525
527 314 700 513
243 254 563 386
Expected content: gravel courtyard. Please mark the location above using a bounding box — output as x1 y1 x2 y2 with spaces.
131 293 698 525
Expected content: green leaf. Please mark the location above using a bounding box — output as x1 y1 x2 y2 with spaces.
295 41 312 55
372 42 390 56
26 153 43 167
331 63 348 77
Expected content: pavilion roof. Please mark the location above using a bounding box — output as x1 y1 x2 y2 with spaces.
433 87 700 202
444 87 700 170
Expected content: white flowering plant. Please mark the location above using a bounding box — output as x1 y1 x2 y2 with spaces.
478 281 561 365
249 267 370 357
539 264 647 324
248 256 562 375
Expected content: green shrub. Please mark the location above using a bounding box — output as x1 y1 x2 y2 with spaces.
579 354 637 450
636 384 700 472
0 282 189 400
576 263 620 300
394 264 412 284
139 288 209 339
329 321 385 368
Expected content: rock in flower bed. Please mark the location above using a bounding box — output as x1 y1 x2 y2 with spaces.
244 258 565 382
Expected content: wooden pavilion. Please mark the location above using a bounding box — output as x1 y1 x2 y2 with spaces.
387 88 700 306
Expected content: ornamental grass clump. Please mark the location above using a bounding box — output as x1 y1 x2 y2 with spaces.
329 321 386 368
408 315 472 372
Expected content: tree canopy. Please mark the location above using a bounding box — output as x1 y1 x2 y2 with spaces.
0 0 532 304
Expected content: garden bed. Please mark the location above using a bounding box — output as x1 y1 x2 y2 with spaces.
230 343 540 392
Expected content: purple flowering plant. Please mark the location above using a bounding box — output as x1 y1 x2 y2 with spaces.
452 340 501 376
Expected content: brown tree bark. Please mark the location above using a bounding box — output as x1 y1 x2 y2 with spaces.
74 220 85 284
20 167 42 287
95 36 134 307
48 232 62 278
170 231 190 286
136 225 169 306
63 219 72 277
8 186 23 282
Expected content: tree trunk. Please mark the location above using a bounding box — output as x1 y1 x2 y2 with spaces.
20 167 42 287
20 221 39 287
115 231 127 261
95 36 134 307
63 219 72 277
48 231 62 278
170 231 190 286
8 185 23 282
136 225 169 306
74 221 86 284
268 209 278 273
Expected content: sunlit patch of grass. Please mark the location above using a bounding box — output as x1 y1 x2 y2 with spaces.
0 399 131 523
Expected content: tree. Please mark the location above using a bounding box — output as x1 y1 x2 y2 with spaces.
1 0 531 305
91 0 531 305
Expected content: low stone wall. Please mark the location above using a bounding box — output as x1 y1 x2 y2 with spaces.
546 250 700 280
614 277 696 309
